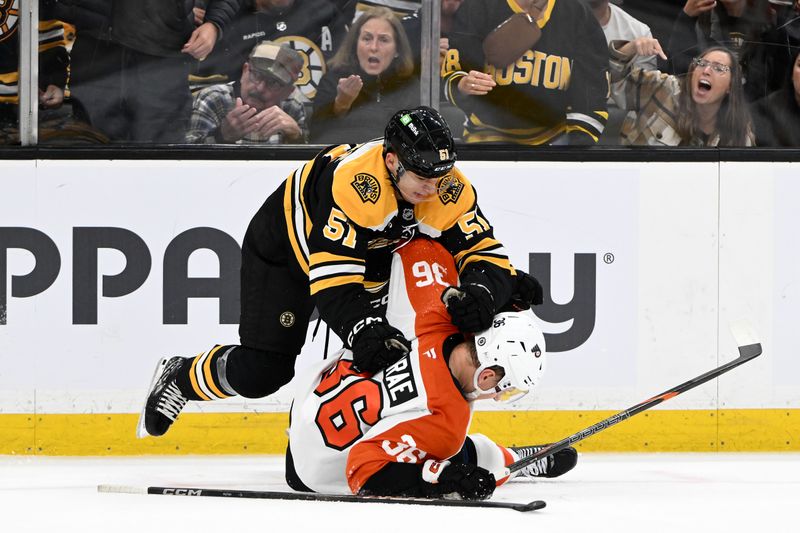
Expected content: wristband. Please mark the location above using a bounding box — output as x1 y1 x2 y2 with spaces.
421 459 451 484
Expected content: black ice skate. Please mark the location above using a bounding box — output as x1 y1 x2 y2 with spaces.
136 357 189 438
510 445 578 479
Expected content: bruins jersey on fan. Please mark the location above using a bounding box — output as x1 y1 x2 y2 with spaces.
441 0 609 145
0 5 69 105
281 139 514 343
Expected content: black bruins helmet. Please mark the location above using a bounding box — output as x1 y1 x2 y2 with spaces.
383 106 457 179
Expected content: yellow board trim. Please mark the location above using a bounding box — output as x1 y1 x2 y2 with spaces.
1 409 798 455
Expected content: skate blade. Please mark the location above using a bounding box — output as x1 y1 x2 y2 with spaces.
135 357 170 439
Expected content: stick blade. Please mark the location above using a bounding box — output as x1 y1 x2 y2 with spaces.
515 500 546 512
728 320 762 359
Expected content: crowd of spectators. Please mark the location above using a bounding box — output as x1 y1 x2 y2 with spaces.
2 0 800 147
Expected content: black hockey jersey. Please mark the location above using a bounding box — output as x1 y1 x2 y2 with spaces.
0 3 69 105
442 0 610 145
279 140 515 343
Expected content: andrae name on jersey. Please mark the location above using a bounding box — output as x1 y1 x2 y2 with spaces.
382 356 418 407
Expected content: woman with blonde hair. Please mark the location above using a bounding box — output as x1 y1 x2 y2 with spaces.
311 7 419 143
609 38 754 146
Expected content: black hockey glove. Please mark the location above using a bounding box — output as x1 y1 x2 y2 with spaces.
441 283 495 332
515 270 544 306
350 319 411 374
421 460 496 501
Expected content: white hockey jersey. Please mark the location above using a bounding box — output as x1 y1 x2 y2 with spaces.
288 238 473 494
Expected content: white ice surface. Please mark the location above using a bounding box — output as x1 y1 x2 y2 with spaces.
3 453 798 533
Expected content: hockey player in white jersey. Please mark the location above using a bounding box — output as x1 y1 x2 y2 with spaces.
286 238 577 499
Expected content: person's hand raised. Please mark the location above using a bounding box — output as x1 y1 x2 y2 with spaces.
458 70 496 96
220 97 261 142
182 22 219 60
439 37 450 68
333 75 363 114
38 85 64 108
619 37 668 60
256 106 303 141
192 7 206 26
683 0 717 18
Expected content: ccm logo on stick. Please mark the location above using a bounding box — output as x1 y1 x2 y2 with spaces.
161 489 202 496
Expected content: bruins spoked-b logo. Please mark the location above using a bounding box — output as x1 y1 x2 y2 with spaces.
437 174 463 205
279 311 296 328
351 173 381 204
0 0 20 43
274 35 328 101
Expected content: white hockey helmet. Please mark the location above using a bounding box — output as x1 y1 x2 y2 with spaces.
471 311 546 403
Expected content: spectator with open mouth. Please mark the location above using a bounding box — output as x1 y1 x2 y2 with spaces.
310 6 419 143
608 37 754 146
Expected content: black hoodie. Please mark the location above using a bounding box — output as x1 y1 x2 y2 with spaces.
111 0 241 57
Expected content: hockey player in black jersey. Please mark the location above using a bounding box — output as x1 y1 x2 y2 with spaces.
137 105 540 438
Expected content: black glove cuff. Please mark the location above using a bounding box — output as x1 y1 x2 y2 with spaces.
350 320 412 374
346 316 386 348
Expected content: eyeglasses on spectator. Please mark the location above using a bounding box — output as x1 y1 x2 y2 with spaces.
248 68 288 90
691 57 731 74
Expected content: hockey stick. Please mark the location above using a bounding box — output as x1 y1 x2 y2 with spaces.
98 484 545 512
499 321 762 478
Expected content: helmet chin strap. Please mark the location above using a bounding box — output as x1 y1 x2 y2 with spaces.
388 159 406 184
464 364 493 400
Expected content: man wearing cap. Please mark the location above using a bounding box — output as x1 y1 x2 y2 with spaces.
138 106 543 441
196 0 346 104
186 40 308 143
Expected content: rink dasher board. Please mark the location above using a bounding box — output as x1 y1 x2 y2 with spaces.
1 160 797 453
